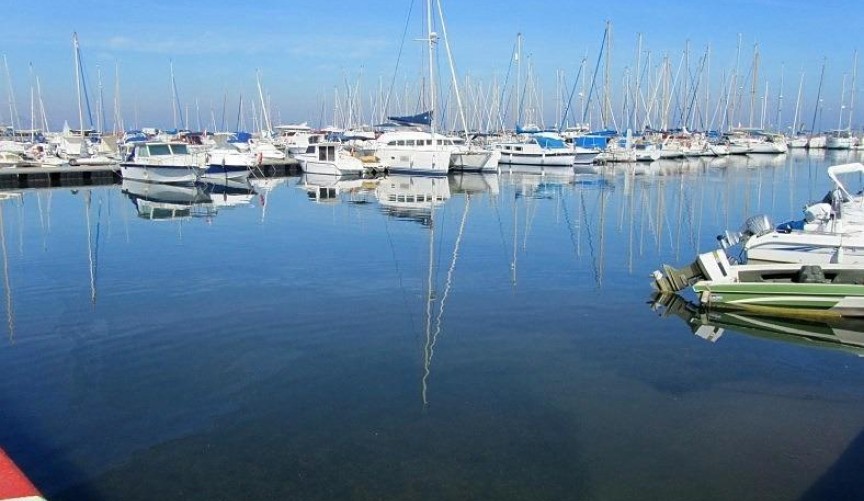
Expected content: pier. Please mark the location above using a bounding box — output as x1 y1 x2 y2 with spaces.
0 159 300 190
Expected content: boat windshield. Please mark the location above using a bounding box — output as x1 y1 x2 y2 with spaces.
169 144 190 155
148 144 171 156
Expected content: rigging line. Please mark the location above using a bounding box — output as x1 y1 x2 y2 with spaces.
0 204 13 343
421 202 436 407
492 190 511 277
423 195 470 407
93 199 103 306
384 215 418 338
383 0 417 118
579 189 601 287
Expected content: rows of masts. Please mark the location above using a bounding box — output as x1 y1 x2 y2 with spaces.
321 23 859 139
0 22 859 142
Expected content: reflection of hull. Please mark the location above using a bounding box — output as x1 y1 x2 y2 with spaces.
375 174 451 223
299 173 366 203
448 172 500 196
122 179 211 220
201 179 256 208
651 292 864 356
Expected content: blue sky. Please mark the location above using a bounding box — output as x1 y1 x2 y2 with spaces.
0 0 859 132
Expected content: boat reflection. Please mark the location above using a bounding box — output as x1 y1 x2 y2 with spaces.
448 171 499 196
375 174 451 225
297 173 374 204
122 179 214 220
201 178 257 209
650 292 864 356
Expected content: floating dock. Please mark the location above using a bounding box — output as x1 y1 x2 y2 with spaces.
0 160 300 190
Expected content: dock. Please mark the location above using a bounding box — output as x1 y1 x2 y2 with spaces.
0 159 300 190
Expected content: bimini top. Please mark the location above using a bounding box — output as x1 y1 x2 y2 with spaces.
827 162 864 199
533 133 567 149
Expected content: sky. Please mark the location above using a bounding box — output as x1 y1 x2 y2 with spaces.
0 0 860 133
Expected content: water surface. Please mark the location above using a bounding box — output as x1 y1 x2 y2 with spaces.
2 151 864 500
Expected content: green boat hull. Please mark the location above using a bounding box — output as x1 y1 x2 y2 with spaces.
693 281 864 317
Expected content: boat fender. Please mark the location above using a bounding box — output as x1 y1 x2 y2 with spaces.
257 152 263 166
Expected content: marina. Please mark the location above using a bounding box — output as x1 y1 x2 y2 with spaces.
3 0 864 499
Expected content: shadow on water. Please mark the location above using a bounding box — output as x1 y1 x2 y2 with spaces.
800 428 864 500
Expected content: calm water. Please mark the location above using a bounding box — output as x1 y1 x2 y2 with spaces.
2 150 864 500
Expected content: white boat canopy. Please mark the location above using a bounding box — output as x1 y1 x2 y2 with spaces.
827 162 864 199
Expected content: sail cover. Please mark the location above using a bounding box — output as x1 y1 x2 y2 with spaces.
387 111 433 126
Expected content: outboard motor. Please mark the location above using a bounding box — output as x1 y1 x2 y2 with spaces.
742 214 773 237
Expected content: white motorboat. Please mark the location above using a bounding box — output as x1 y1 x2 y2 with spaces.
720 162 864 265
203 144 253 180
120 142 204 184
295 142 364 176
493 132 576 166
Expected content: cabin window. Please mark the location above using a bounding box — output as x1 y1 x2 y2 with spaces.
306 145 316 154
319 145 335 161
515 146 523 152
397 140 406 146
169 144 189 155
136 146 149 157
387 141 397 146
148 144 171 156
309 135 321 144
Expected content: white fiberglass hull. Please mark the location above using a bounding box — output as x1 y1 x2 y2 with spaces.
745 231 864 265
450 149 501 172
497 151 574 166
376 147 451 175
120 163 200 184
298 156 365 176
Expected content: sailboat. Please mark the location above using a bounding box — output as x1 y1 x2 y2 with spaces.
371 0 451 175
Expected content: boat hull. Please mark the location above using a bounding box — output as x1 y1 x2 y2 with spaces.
497 151 574 166
450 149 501 172
202 164 251 180
376 147 451 175
120 163 200 184
695 281 864 317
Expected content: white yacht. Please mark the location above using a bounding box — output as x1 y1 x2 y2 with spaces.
372 130 452 176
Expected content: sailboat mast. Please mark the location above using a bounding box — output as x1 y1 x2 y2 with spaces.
792 71 804 134
426 0 437 138
435 0 469 140
73 33 84 136
848 51 858 131
810 58 826 136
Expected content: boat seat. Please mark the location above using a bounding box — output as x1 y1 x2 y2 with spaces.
830 270 864 284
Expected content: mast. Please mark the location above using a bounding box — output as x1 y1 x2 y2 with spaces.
748 43 759 128
3 54 19 132
426 0 437 140
837 73 847 131
848 51 858 131
256 69 272 135
791 71 804 134
72 33 85 136
435 0 469 140
810 58 826 136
